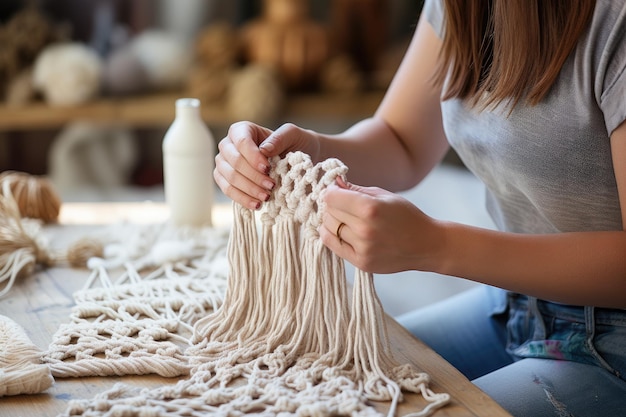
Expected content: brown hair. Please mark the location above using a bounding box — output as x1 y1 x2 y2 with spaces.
434 0 595 109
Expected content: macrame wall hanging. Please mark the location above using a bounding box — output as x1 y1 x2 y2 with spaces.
56 152 450 417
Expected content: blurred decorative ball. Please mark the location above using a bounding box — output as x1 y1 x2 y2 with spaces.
228 64 284 123
102 45 150 96
240 0 329 90
187 65 231 103
130 30 192 90
48 122 138 191
33 42 102 106
194 23 240 70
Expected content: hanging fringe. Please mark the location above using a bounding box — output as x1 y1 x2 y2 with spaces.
59 152 450 417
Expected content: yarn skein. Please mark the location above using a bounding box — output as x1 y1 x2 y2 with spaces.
0 171 61 223
0 179 51 298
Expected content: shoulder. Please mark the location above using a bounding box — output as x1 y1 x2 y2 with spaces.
583 0 626 134
583 0 626 63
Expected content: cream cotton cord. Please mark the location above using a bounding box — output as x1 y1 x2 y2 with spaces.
44 221 230 378
0 314 54 396
57 152 449 417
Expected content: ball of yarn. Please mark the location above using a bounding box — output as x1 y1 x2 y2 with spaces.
33 42 103 106
0 181 54 298
0 171 61 223
228 64 284 123
66 238 104 268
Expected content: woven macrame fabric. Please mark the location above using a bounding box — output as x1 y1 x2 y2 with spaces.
51 152 449 417
44 222 230 378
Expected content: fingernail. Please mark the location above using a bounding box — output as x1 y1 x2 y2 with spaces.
262 180 275 190
259 192 270 201
251 201 261 210
258 163 270 174
260 141 275 153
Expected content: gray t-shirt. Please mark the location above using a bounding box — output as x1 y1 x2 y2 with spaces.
424 0 626 234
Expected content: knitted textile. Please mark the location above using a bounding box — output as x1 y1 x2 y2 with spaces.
53 152 449 417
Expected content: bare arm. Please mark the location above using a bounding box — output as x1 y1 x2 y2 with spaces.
435 118 626 309
263 14 449 192
430 120 626 308
321 120 626 309
215 14 448 208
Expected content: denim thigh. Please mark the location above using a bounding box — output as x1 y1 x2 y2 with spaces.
474 358 626 417
505 294 626 382
396 285 514 380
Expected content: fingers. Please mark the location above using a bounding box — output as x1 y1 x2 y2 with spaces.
319 180 386 257
228 122 274 172
319 213 355 258
319 183 359 253
214 122 276 209
214 157 271 210
215 121 320 209
336 222 347 244
260 123 320 161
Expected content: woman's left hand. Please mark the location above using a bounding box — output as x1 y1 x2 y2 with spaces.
320 178 447 274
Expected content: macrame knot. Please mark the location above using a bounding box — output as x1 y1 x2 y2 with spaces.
267 152 347 230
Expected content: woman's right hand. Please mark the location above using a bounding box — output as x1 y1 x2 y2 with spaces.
214 121 320 209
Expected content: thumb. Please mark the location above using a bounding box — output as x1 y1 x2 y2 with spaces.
258 123 309 158
258 137 280 158
336 176 381 197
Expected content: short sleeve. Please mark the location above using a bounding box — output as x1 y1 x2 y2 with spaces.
600 60 626 135
422 0 445 39
598 5 626 135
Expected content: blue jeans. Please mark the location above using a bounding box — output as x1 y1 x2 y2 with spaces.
396 285 626 417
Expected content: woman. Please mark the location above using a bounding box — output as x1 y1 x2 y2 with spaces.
214 0 626 415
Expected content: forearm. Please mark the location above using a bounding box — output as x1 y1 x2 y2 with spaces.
437 222 626 308
314 117 449 191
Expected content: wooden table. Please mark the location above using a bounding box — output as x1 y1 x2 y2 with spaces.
0 202 511 417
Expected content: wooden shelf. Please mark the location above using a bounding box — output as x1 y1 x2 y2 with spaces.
0 91 384 131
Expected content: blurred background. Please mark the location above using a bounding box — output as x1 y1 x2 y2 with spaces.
0 0 423 185
0 0 492 316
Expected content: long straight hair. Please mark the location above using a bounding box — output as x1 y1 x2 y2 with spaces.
434 0 596 109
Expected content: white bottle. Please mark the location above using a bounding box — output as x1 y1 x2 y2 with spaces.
162 98 214 227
